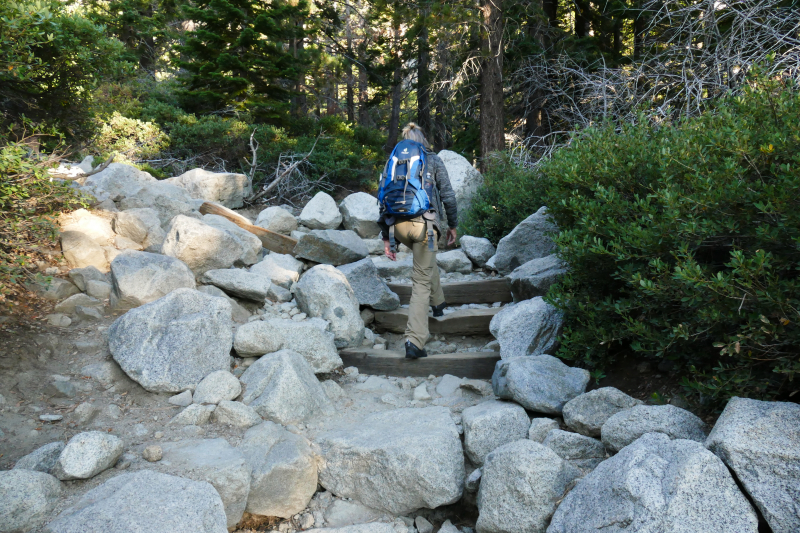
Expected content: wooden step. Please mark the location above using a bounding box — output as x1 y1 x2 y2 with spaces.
386 278 512 305
373 307 500 336
340 348 500 379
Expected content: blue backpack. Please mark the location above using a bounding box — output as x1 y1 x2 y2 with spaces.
378 140 435 218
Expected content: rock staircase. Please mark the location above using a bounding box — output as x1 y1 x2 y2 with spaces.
343 278 513 379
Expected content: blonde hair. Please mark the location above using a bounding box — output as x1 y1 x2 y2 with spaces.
402 122 430 148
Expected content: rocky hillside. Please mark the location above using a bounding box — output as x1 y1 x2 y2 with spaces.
0 153 796 533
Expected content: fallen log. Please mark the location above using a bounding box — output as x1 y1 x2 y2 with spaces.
199 202 298 256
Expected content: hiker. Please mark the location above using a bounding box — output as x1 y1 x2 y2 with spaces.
377 123 458 359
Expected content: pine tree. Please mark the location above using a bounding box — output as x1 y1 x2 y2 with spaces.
176 0 312 121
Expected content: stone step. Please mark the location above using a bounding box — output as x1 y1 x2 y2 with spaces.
386 278 512 305
373 307 501 336
339 348 500 379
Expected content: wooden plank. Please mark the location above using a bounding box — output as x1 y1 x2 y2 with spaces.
373 307 500 336
387 278 512 305
199 202 298 255
339 348 500 379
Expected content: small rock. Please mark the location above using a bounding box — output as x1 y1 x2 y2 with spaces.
212 400 262 428
13 442 65 473
437 249 473 274
340 192 381 238
46 314 71 327
52 431 124 480
490 297 563 359
39 414 63 423
255 206 298 234
528 418 560 443
413 384 432 401
169 404 215 426
193 370 242 405
562 387 644 437
142 445 162 462
492 355 590 414
169 390 193 407
459 236 496 268
465 468 482 493
462 400 530 466
299 191 343 230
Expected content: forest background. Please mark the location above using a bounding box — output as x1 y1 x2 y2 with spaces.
2 0 800 410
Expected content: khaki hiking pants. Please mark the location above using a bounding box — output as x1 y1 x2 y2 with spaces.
393 217 445 349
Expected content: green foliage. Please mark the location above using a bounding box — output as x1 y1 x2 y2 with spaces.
0 0 131 135
540 75 800 409
175 0 312 121
93 112 169 161
460 153 549 243
0 136 86 307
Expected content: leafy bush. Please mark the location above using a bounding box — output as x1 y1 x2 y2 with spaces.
460 153 549 242
0 138 87 308
93 112 169 161
538 75 800 408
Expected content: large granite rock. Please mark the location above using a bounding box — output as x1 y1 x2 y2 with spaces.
340 192 381 238
337 258 400 311
239 349 331 424
61 230 109 272
509 254 567 301
295 265 364 348
528 418 560 443
202 214 262 265
238 422 318 518
705 397 800 533
307 525 402 533
249 253 304 290
490 207 557 275
51 431 123 480
0 469 62 533
562 387 643 437
108 288 232 393
108 250 195 310
462 400 530 466
372 257 414 278
492 355 590 414
60 209 116 246
255 206 298 235
82 163 157 201
115 208 165 252
459 236 496 268
160 438 251 528
118 181 199 226
294 230 370 266
161 215 244 275
476 440 580 533
490 297 563 359
44 470 228 533
201 268 270 301
438 150 483 219
166 168 251 208
437 249 473 274
299 191 342 230
14 442 65 474
548 432 758 533
234 318 342 373
542 429 607 474
315 406 465 515
601 404 708 453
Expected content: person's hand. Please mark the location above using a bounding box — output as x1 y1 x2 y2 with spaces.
446 228 457 247
383 239 397 261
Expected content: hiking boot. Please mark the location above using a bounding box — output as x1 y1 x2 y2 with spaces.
405 340 428 359
431 302 448 318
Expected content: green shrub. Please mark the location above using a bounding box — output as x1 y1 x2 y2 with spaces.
460 153 549 243
539 75 800 409
0 138 87 308
93 112 169 161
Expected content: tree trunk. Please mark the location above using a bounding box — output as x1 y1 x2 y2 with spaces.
293 33 307 117
575 0 589 37
543 0 558 28
345 8 355 122
358 56 370 126
634 0 646 60
479 0 504 168
417 6 432 135
386 23 403 153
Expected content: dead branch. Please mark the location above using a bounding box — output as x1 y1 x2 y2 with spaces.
248 131 323 204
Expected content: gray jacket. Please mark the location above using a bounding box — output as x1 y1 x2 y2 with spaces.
377 150 458 240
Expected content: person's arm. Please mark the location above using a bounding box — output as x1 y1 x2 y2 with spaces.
431 155 458 245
